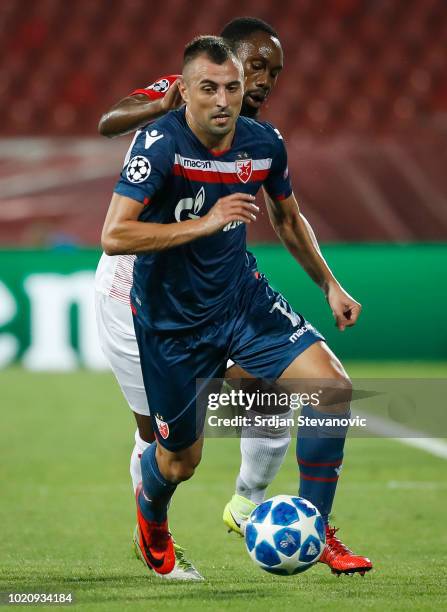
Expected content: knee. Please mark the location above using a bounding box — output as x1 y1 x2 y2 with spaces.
334 371 352 392
163 452 202 483
156 436 204 483
167 461 196 482
319 371 352 414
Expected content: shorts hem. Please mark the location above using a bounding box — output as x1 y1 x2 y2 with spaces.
129 405 151 416
154 433 201 452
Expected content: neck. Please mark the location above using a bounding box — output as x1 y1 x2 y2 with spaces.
185 108 235 153
241 102 259 119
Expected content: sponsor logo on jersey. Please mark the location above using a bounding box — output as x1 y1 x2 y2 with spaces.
182 157 212 169
126 155 151 183
145 129 164 149
175 186 205 221
235 159 253 183
223 220 243 232
148 78 170 93
155 414 169 439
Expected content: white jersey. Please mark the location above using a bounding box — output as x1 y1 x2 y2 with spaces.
95 252 135 305
95 252 235 401
95 253 150 415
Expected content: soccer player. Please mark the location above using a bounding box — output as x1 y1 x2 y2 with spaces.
101 35 371 577
95 18 290 579
97 18 372 577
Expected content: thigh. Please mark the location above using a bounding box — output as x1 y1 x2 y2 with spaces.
134 412 155 443
95 292 150 416
225 363 254 380
230 276 324 380
280 342 351 413
280 341 349 380
133 318 227 452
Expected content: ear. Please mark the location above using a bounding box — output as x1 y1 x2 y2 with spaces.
178 77 189 104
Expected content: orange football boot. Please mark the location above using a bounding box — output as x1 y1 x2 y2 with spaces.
135 483 175 575
319 525 373 576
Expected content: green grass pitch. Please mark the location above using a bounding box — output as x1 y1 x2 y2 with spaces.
1 363 446 611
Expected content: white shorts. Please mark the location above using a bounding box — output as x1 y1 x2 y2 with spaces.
95 291 150 416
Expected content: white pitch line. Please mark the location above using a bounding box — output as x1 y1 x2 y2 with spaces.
359 412 447 460
393 437 447 460
387 481 447 490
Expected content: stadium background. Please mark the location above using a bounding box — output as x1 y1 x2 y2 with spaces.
0 0 446 367
1 1 446 610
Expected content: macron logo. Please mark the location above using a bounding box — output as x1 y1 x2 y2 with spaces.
145 129 164 149
182 157 212 169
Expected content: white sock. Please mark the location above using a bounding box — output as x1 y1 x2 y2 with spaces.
130 428 151 493
237 415 291 504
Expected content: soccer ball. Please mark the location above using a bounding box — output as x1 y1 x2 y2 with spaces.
245 495 326 575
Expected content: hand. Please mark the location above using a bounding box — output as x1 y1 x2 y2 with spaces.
201 193 259 235
160 80 183 112
325 281 362 331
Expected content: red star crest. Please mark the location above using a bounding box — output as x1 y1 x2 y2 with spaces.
235 159 253 183
155 415 169 439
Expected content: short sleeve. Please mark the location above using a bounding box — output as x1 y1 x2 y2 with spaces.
114 127 175 205
263 125 293 201
130 74 181 99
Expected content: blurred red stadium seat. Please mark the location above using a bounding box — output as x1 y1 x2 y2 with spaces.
1 0 447 242
2 0 446 136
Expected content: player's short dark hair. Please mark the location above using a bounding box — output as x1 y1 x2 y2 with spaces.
183 35 237 68
220 17 279 46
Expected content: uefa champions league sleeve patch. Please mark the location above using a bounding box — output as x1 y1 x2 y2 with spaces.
148 78 170 93
126 155 151 183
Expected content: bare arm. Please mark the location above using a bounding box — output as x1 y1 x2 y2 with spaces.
264 190 335 289
264 190 361 330
101 193 259 255
98 80 183 138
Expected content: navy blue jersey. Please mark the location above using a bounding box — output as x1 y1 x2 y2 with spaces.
114 107 292 331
